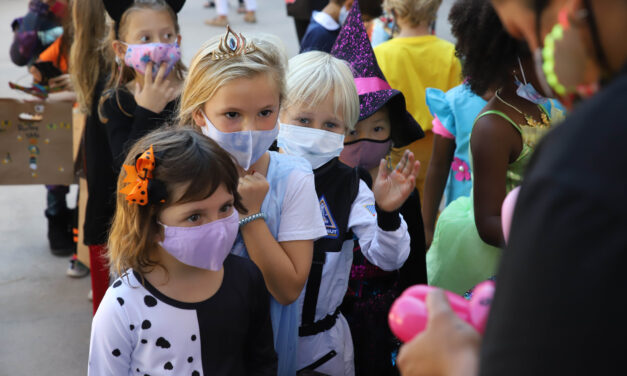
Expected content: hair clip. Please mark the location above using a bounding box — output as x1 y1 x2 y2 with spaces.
120 145 166 205
209 25 257 61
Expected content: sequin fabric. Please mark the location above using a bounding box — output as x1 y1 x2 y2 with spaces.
330 0 423 145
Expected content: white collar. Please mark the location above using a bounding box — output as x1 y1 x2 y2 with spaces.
312 11 340 31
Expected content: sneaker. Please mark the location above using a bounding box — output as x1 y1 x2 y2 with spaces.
204 1 215 7
88 289 93 301
67 256 89 278
243 12 256 23
205 16 228 27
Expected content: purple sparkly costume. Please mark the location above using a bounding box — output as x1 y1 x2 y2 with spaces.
331 2 427 374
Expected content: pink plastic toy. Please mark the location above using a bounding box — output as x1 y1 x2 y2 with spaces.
501 186 520 243
388 281 496 342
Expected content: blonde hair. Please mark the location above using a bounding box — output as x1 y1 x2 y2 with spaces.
107 127 246 277
178 32 287 126
99 0 186 121
283 51 360 131
384 0 442 26
69 0 109 114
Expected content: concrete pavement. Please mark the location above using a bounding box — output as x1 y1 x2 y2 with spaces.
0 0 454 374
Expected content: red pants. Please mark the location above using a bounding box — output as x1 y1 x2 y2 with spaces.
88 244 110 315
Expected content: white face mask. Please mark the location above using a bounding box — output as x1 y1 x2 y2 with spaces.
277 123 345 170
201 111 279 171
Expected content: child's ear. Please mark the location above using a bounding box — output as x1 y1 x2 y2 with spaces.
177 34 182 46
192 110 206 127
111 40 127 62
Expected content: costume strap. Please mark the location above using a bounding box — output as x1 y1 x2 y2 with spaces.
475 110 523 134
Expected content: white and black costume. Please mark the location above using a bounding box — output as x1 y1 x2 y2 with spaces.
296 158 410 375
88 254 277 376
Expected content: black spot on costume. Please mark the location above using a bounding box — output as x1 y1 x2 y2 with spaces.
156 337 171 349
144 295 157 307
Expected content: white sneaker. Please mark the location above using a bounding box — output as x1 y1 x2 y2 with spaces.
87 289 93 301
66 257 89 278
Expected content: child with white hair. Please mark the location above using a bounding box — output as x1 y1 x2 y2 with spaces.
278 50 416 375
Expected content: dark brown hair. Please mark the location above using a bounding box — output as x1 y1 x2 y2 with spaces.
107 126 246 276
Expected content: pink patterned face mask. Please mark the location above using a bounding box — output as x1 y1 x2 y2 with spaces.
123 42 181 78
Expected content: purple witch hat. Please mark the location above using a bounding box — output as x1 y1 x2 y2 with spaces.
330 0 424 147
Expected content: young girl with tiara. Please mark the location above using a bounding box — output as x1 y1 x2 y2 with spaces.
88 127 277 375
331 2 426 374
178 27 327 376
427 0 561 295
277 50 416 375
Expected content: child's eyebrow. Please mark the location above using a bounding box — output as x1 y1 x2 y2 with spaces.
133 27 173 35
372 117 388 124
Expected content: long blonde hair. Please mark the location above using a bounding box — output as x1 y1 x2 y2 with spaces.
69 0 109 114
178 32 287 126
107 127 246 277
99 0 186 122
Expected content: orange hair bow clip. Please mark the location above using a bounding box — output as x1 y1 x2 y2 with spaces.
120 145 158 206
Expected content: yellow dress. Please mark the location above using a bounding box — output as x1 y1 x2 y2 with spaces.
374 36 462 193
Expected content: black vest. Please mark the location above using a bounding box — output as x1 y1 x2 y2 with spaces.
299 158 360 337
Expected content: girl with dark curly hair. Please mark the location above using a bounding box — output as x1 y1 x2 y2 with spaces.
426 0 563 295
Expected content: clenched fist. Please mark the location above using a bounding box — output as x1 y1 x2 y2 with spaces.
237 171 270 217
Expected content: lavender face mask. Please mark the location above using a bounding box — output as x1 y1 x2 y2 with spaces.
159 210 238 271
340 138 392 170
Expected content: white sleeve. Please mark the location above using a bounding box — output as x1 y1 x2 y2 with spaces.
277 169 327 242
349 180 410 271
88 288 134 376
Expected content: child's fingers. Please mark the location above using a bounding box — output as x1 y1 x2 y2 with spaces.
394 150 408 172
377 159 388 179
412 160 421 177
154 62 167 84
144 62 154 86
401 152 415 177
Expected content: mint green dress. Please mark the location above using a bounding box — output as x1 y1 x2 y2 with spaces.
426 110 551 294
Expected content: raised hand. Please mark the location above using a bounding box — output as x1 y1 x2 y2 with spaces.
237 171 270 217
134 62 179 114
372 149 420 212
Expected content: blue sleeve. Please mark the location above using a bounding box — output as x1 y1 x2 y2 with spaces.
426 87 456 138
300 23 338 53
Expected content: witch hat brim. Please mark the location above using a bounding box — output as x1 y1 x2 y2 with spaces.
330 0 424 148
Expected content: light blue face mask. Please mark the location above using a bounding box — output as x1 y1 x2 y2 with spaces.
201 111 279 171
339 6 349 25
277 123 345 170
515 56 550 107
515 57 567 120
